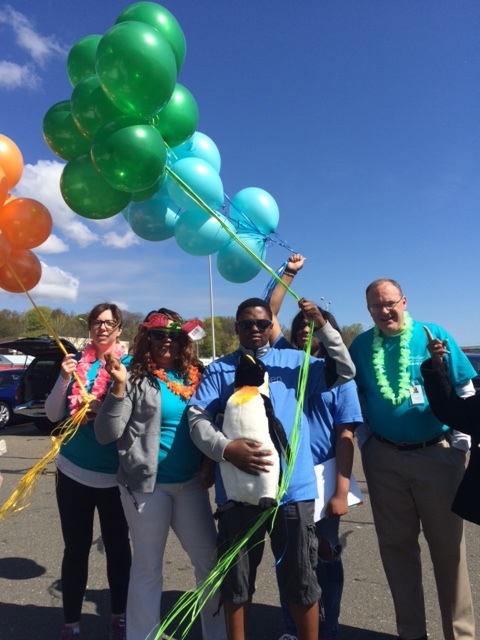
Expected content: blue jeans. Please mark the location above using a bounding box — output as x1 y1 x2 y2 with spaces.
276 516 343 640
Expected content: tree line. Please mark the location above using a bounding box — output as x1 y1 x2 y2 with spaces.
0 307 364 357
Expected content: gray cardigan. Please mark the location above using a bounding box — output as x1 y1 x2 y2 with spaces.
94 374 162 493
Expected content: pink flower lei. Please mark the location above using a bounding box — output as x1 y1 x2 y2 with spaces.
68 341 126 418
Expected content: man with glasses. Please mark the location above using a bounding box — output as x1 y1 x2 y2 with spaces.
188 297 356 640
349 279 476 640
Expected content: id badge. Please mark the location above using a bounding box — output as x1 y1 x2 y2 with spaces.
410 384 425 406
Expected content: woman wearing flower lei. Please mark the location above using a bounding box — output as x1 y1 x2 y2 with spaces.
94 308 227 640
45 303 131 640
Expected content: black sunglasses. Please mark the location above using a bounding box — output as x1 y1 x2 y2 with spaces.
149 330 182 342
236 319 272 332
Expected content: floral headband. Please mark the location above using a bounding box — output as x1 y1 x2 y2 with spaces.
142 313 206 341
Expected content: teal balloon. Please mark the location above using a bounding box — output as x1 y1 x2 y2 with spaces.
96 21 177 119
115 2 186 73
167 158 224 215
151 83 198 148
170 131 221 172
71 74 125 139
174 210 233 256
230 187 279 234
128 188 179 241
91 117 167 193
216 233 266 283
131 173 165 202
60 154 131 219
42 100 91 161
67 35 102 87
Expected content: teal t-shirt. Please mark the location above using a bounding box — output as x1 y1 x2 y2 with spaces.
156 371 203 484
60 354 131 474
350 320 476 442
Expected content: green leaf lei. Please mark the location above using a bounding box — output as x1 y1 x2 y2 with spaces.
372 311 413 405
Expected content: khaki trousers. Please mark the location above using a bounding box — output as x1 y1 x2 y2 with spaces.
362 437 475 640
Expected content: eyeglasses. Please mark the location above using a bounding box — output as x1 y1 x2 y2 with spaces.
368 298 403 313
236 319 273 331
149 330 182 342
90 320 118 330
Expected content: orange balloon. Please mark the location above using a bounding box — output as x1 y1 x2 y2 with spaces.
4 193 16 205
0 167 7 207
0 249 42 293
0 227 11 267
0 134 23 190
0 197 53 249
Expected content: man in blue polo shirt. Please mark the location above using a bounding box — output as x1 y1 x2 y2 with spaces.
188 296 355 640
350 278 475 640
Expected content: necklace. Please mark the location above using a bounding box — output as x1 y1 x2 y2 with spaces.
69 342 125 417
151 365 201 401
371 312 413 405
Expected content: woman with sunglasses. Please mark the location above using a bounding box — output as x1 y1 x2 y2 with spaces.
45 303 131 640
94 308 226 640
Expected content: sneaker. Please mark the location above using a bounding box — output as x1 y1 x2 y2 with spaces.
109 616 126 640
59 627 80 639
278 635 298 640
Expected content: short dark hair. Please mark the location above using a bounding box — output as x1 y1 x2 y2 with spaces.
87 303 123 328
365 279 403 299
236 298 273 320
290 306 342 350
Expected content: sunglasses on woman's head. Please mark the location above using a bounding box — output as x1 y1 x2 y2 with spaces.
149 330 182 342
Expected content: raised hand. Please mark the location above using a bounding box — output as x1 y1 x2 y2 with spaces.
424 326 450 368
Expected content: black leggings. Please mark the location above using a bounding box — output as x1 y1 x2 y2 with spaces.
56 470 131 623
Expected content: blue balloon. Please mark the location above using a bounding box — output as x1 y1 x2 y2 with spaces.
170 131 221 172
174 209 233 256
230 187 279 234
127 188 179 241
166 157 224 215
216 232 267 283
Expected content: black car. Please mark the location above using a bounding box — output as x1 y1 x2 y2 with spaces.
466 353 480 391
0 336 78 431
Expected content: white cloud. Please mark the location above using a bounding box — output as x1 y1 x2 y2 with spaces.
0 60 40 89
0 5 67 66
17 161 100 248
103 229 141 249
36 234 69 254
31 262 79 301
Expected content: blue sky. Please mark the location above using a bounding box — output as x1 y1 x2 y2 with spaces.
0 0 479 344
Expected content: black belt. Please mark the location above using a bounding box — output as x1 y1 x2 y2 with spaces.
371 431 446 451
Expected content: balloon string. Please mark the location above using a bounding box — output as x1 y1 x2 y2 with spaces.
165 167 300 302
6 261 89 396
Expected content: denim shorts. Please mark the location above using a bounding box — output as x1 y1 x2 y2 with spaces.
217 500 320 605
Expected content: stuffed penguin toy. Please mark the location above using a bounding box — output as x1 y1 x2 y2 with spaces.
220 353 290 508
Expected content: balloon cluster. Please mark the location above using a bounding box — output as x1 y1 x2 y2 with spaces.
0 134 52 293
42 2 281 283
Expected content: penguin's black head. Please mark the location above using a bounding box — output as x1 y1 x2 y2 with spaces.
234 353 266 388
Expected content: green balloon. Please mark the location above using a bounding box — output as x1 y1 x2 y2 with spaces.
67 35 102 87
71 74 125 139
115 2 186 72
96 21 177 119
61 153 131 219
42 100 91 161
91 117 167 193
131 173 166 201
151 83 198 148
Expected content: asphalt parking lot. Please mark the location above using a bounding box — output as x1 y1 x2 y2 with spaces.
0 421 479 640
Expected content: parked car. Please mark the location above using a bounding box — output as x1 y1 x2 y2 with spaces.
466 353 480 391
0 336 78 432
0 368 26 429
